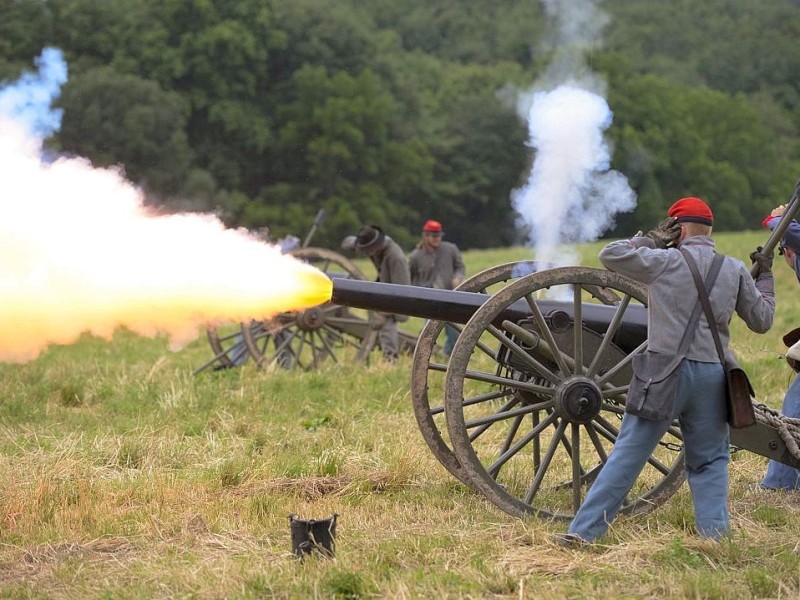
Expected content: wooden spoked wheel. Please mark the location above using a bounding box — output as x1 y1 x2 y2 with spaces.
193 324 252 374
410 261 543 486
241 247 369 371
443 267 686 519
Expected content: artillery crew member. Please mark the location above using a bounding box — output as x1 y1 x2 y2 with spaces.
409 219 466 356
757 203 800 490
350 225 411 361
557 197 775 546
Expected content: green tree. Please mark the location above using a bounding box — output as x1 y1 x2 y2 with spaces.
54 67 192 194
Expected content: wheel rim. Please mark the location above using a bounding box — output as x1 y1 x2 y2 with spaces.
443 266 686 519
242 247 368 371
410 261 542 486
194 324 251 374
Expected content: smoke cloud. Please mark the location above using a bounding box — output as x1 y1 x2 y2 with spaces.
0 49 331 363
0 47 67 139
512 0 636 267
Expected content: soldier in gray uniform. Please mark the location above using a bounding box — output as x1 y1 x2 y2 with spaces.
409 220 466 355
557 197 775 546
352 225 410 361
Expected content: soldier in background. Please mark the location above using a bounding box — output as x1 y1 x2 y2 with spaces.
757 203 800 490
409 220 465 356
346 225 411 361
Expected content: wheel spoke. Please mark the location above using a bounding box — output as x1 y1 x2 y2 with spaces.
294 333 308 370
596 340 648 386
216 330 245 343
584 422 609 463
319 323 346 346
488 324 561 385
524 417 568 504
466 399 553 436
532 411 541 473
593 414 621 441
461 367 555 396
586 293 633 378
601 385 629 400
192 348 233 375
429 387 511 417
523 293 571 376
593 415 672 476
268 329 299 370
486 411 558 477
318 328 339 362
573 285 583 376
601 401 626 415
571 423 581 512
498 413 525 457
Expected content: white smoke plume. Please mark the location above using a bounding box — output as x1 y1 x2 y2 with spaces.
0 49 330 363
512 0 636 267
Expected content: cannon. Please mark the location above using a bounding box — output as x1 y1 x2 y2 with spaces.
325 190 800 521
195 213 415 374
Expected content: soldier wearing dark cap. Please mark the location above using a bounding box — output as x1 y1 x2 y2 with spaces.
557 197 775 547
350 225 410 361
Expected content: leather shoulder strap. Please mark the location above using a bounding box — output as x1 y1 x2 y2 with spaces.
680 249 726 362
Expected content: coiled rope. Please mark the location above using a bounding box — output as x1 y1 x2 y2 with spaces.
753 402 800 460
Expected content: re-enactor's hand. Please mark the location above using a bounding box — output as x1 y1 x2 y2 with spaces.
771 204 787 218
750 246 774 278
645 217 681 249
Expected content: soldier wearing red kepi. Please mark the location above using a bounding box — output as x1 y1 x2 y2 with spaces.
555 196 775 548
409 219 466 356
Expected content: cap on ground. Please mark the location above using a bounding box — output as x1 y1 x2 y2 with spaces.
422 219 443 233
667 197 714 226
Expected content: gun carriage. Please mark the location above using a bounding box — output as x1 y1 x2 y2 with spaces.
325 195 800 521
195 212 415 374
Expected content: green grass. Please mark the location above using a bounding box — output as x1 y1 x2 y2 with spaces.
1 231 800 598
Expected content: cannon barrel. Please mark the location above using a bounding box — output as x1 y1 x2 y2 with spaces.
330 277 649 353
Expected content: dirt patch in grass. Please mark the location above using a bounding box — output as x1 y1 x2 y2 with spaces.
0 537 136 586
227 472 400 500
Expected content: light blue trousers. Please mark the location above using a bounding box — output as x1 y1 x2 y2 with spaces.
568 360 730 541
761 371 800 489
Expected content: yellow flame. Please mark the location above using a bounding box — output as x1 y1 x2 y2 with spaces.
0 118 333 362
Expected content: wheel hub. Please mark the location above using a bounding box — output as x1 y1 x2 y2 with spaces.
554 376 602 424
296 307 324 331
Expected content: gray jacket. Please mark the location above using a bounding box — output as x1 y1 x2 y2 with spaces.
369 236 411 322
599 235 775 362
409 241 465 289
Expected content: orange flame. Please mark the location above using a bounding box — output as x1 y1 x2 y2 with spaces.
1 118 333 362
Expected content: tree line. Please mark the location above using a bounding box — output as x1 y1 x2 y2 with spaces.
1 0 799 249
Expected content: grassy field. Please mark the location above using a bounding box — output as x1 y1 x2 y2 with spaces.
2 231 800 599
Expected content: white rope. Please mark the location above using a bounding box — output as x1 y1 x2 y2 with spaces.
753 403 800 460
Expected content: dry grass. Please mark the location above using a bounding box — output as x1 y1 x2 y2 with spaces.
2 233 800 598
